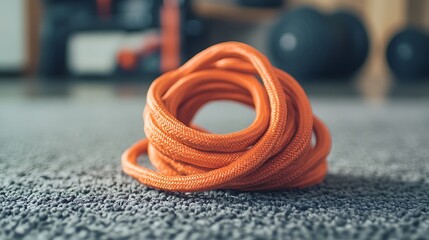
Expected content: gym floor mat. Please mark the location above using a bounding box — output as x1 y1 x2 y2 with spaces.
1 97 428 239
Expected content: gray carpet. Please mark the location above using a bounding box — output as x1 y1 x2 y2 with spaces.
1 93 428 240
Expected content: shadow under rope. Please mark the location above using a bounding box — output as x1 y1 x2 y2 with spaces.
159 173 429 215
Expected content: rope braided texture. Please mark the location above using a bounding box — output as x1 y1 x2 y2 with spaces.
121 42 332 192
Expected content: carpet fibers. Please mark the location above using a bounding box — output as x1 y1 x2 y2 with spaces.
1 96 428 240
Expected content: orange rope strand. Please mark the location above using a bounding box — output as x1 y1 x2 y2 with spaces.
121 42 332 192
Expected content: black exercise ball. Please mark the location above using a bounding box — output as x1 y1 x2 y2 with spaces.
269 7 369 80
269 7 335 79
236 0 284 8
386 27 429 80
326 10 369 78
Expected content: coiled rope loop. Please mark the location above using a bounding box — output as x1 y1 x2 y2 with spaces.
122 42 331 192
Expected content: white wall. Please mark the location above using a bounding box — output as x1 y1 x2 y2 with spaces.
0 0 26 71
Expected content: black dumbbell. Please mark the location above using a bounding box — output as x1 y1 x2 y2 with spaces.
386 27 429 80
268 7 369 80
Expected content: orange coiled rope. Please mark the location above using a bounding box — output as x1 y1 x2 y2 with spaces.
121 42 331 192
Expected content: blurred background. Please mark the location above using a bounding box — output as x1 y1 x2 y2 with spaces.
1 0 429 99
